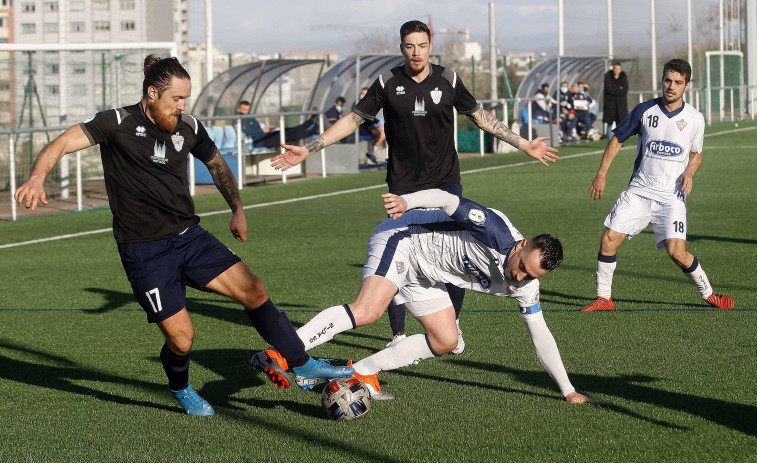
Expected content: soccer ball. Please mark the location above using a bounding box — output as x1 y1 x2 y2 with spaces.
321 377 372 421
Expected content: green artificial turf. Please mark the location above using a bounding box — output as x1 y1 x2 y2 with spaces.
0 121 754 462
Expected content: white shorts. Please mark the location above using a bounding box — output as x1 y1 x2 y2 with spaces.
604 191 687 251
362 218 452 318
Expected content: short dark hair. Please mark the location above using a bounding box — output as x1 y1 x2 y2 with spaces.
612 61 622 67
540 83 549 90
142 54 190 98
663 58 692 83
400 20 431 42
528 234 564 271
335 96 346 104
239 100 250 106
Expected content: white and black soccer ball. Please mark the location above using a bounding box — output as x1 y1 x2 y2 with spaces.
321 377 371 421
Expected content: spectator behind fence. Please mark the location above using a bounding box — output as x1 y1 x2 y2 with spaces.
559 81 578 142
237 100 276 149
571 83 595 137
532 83 557 122
356 87 386 164
603 62 629 138
237 100 318 150
325 96 346 126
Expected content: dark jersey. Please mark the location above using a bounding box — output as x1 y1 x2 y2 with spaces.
80 103 217 243
353 64 478 192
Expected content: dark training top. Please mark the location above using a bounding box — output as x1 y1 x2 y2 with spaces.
81 103 217 244
353 64 478 192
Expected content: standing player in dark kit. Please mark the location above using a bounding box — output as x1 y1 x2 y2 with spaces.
15 55 352 415
271 20 559 356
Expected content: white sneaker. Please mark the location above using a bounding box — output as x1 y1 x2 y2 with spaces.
385 333 406 348
450 319 465 355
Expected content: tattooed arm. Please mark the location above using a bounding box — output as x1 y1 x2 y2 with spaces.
271 112 366 171
466 106 560 166
206 151 247 242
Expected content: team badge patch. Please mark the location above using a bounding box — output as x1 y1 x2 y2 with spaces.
396 86 405 95
676 119 687 131
151 140 168 164
468 209 486 225
396 261 406 274
412 97 427 116
430 87 442 104
135 126 147 137
171 132 184 151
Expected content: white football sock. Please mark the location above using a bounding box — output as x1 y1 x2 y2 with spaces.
296 305 354 350
353 333 436 376
683 258 713 299
596 257 617 299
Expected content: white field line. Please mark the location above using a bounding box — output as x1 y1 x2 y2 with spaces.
2 125 755 250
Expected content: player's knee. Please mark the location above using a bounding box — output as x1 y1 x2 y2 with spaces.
248 276 269 304
350 303 383 326
169 334 194 356
667 248 688 266
429 333 457 354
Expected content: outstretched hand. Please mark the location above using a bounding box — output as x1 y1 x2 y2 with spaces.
382 193 407 220
565 391 604 405
270 143 309 171
523 136 560 166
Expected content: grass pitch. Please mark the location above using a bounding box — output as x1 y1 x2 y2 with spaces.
0 121 755 462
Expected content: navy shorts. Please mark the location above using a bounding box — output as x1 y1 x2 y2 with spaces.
118 225 242 323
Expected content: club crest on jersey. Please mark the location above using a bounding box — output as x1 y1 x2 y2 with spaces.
468 208 486 225
135 126 147 138
151 140 168 164
396 261 405 274
430 87 442 104
676 119 687 131
171 132 184 151
396 85 405 95
646 140 684 157
412 97 427 116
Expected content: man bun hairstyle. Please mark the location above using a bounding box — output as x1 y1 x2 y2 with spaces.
663 58 692 84
400 20 431 42
142 54 190 98
529 234 564 271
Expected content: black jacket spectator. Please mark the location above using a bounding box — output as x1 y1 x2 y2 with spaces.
603 64 629 125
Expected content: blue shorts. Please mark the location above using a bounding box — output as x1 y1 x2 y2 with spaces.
118 225 242 323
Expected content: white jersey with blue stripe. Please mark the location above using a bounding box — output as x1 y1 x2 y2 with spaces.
614 97 704 203
373 197 540 310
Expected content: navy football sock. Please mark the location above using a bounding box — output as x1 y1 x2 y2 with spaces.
387 302 406 335
446 283 465 319
245 299 308 367
160 343 190 391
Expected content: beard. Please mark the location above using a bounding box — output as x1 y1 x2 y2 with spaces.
147 100 180 133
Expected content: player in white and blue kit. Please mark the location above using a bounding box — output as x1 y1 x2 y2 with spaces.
254 189 602 404
582 59 734 311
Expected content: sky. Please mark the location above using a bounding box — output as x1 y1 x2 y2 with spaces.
187 0 727 59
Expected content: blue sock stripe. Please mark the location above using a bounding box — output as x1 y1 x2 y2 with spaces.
683 256 699 274
597 253 617 263
424 334 441 357
342 304 356 329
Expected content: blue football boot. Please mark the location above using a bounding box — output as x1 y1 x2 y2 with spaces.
170 384 215 416
292 357 354 390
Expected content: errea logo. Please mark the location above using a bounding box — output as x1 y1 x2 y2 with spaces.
135 126 146 137
396 86 405 95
